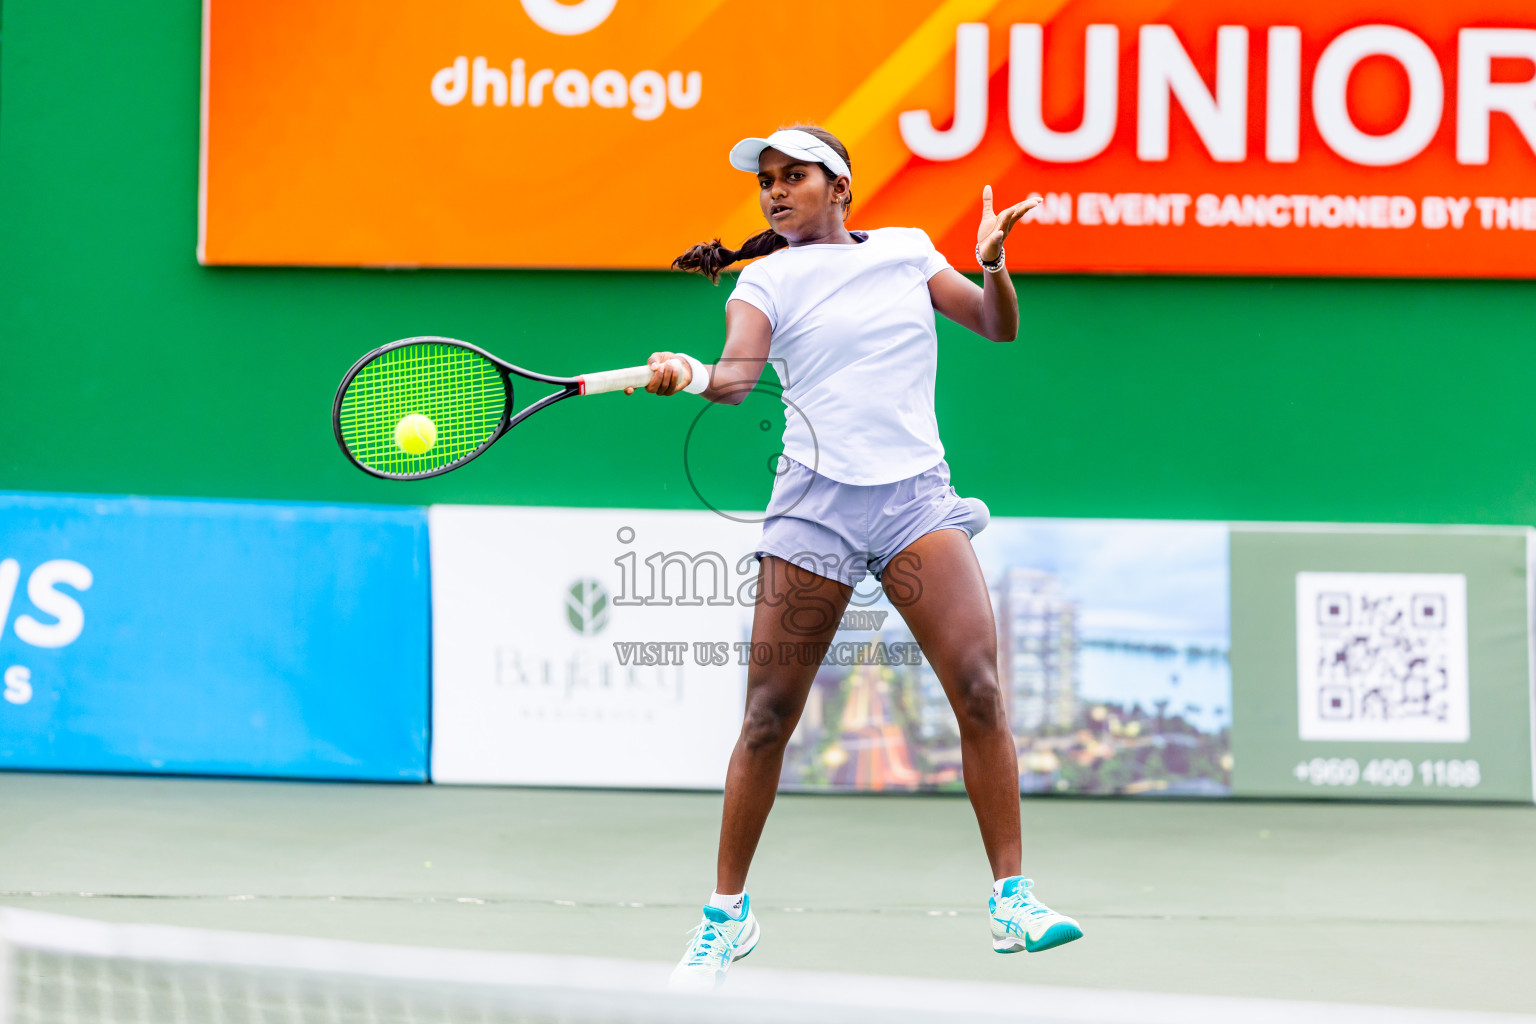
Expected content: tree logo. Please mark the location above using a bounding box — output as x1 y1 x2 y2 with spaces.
565 578 611 636
520 0 616 36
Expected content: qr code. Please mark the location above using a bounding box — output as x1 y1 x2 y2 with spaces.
1295 572 1469 743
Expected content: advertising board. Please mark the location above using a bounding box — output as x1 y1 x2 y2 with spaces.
429 505 760 787
430 505 1239 795
0 493 430 780
1229 524 1534 802
430 505 1535 800
201 0 1536 275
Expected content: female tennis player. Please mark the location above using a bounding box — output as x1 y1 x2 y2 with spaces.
639 126 1082 991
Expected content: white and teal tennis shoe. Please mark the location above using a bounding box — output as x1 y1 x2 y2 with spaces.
667 896 761 992
989 876 1083 953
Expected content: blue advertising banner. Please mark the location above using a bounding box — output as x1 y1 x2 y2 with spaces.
0 493 429 780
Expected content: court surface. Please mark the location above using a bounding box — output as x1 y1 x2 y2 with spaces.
1 772 1532 1016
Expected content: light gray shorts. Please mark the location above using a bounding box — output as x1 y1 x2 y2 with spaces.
755 458 990 586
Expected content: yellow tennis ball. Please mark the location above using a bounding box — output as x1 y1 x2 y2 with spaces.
394 413 437 455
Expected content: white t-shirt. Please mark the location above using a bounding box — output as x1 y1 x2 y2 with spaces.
726 226 953 486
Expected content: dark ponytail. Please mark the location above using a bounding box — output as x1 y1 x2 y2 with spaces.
671 124 852 285
671 230 788 285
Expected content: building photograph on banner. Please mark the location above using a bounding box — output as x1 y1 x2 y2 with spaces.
779 518 1231 796
199 0 1536 275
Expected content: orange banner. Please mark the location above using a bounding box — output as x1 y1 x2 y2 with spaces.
200 0 1536 276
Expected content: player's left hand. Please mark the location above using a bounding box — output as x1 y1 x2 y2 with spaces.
977 186 1041 263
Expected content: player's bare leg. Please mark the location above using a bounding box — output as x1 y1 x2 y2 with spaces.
883 527 1083 953
881 529 1020 876
717 556 853 892
671 556 852 991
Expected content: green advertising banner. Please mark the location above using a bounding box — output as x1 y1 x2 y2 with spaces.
1230 525 1534 802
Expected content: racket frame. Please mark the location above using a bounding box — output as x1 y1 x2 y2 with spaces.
332 335 582 481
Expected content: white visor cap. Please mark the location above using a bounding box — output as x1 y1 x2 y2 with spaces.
728 129 852 183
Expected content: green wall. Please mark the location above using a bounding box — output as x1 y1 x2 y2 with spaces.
3 1 1534 523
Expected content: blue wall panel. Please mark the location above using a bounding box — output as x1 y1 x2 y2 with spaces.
0 493 430 780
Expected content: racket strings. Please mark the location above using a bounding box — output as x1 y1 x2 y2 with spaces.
338 343 507 477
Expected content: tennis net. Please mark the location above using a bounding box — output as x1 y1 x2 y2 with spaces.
2 908 1528 1024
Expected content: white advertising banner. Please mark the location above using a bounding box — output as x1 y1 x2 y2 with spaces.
430 506 1243 797
430 505 759 787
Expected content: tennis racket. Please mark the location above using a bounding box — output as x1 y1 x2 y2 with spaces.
332 336 655 480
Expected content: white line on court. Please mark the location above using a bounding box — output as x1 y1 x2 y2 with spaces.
1 891 1524 927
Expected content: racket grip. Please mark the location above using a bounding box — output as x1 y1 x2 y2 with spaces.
578 365 655 395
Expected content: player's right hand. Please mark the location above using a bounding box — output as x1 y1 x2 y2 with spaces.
628 351 692 396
